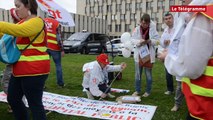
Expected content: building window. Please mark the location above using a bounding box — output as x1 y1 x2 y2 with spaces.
125 24 130 32
151 13 156 20
146 2 151 10
112 15 115 21
151 2 154 8
136 3 140 10
97 19 100 32
99 6 102 13
140 3 143 9
115 25 121 32
85 8 87 14
87 0 91 4
107 5 112 12
135 22 139 27
116 4 120 12
156 17 159 23
158 1 162 6
121 14 125 21
115 15 117 20
90 7 94 13
170 0 175 6
108 25 112 32
103 15 107 20
126 3 130 11
158 1 164 9
156 23 162 32
135 15 137 20
130 14 135 20
130 3 133 11
150 2 154 11
78 15 80 30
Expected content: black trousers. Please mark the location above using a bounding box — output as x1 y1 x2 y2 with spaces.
7 75 48 120
98 83 111 94
165 67 174 92
86 83 111 94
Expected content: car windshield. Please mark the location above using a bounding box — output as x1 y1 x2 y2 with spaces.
66 32 90 41
107 39 121 44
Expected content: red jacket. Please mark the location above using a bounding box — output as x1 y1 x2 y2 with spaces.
44 18 61 51
13 21 50 76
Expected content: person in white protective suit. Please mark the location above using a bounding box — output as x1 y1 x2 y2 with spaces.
158 0 213 119
82 54 127 99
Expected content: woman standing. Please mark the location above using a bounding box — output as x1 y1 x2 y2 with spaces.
0 0 50 120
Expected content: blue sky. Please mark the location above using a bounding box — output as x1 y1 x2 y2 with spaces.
0 0 76 13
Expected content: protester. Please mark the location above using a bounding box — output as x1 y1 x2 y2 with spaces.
170 76 184 112
159 12 185 112
0 8 22 113
158 12 185 111
159 12 175 95
82 54 127 99
131 13 160 97
158 0 213 119
44 13 65 88
0 0 50 119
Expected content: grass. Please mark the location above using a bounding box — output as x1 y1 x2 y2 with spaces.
0 54 187 120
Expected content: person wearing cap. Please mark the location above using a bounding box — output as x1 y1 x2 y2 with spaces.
10 8 21 23
44 12 65 88
82 54 127 99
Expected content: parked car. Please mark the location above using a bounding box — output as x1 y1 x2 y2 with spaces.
117 42 135 56
63 32 110 54
106 38 123 53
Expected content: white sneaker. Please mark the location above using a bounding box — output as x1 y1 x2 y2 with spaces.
107 93 115 98
164 91 173 95
132 91 139 96
171 105 179 112
86 91 94 100
142 92 150 97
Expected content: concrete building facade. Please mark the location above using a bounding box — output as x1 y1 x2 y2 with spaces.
0 7 108 40
1 0 184 39
83 0 184 38
76 0 86 15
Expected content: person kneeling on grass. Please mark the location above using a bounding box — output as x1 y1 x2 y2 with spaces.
82 54 127 99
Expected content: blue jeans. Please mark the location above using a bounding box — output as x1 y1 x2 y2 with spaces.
175 81 184 106
165 67 174 92
135 62 153 94
7 75 48 120
47 49 64 86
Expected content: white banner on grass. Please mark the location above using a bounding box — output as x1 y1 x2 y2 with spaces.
36 0 75 27
0 91 157 120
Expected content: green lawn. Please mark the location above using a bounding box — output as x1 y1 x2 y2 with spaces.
0 54 187 120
